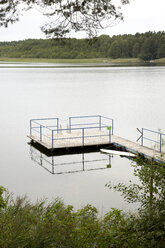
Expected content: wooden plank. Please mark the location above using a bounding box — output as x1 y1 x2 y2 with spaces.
112 135 165 162
28 130 110 149
27 131 165 162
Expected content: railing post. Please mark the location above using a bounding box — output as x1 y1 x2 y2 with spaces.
112 119 114 135
99 115 101 131
69 117 71 133
141 128 143 146
82 128 84 147
52 130 54 149
30 120 32 136
160 134 162 153
109 128 111 144
57 118 59 133
40 125 42 141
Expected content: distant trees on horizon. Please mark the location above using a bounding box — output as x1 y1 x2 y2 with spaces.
0 31 164 61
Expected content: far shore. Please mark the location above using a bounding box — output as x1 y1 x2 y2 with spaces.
0 57 165 65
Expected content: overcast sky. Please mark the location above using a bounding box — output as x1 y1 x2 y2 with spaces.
0 0 165 41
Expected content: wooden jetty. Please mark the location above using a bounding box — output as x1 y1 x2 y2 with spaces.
28 115 165 162
112 135 165 162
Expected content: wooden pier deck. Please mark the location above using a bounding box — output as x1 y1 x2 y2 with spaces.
28 130 110 150
112 135 165 162
28 130 165 162
29 116 165 162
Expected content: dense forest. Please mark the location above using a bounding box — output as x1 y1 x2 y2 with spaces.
0 31 165 61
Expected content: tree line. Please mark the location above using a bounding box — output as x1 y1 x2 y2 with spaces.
0 31 164 61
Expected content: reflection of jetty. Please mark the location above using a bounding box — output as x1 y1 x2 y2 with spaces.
29 144 112 175
28 115 165 162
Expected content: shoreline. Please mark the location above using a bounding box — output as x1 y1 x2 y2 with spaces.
0 57 165 65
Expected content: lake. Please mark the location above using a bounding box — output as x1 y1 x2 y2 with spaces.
0 64 165 214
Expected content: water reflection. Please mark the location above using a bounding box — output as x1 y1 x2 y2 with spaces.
107 155 165 210
29 144 112 175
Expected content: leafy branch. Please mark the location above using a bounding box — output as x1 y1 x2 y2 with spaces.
0 0 130 38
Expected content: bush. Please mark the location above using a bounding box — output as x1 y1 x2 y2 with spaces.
0 191 164 248
1 156 165 248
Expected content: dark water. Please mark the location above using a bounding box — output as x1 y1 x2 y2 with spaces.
0 64 165 214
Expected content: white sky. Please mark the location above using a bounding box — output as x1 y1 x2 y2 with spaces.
0 0 165 41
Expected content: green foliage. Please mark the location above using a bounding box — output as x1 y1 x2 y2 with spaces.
109 40 121 59
106 155 165 247
97 209 140 248
0 0 129 38
0 186 6 209
140 37 158 61
1 166 165 248
0 156 165 247
157 43 165 58
0 31 165 61
0 193 137 247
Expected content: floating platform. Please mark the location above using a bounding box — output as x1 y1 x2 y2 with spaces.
28 130 111 150
28 115 165 162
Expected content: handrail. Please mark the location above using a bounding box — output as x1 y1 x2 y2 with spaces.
141 128 165 153
143 137 160 144
31 122 56 131
31 125 110 133
68 115 101 119
51 126 111 149
30 115 113 149
55 125 109 132
31 117 59 121
68 115 114 134
30 118 59 137
142 128 165 136
70 122 99 126
53 134 109 141
101 116 114 121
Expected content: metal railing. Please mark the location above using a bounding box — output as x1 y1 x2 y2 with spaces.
30 115 114 149
30 118 59 142
141 128 165 153
69 115 114 134
51 126 112 148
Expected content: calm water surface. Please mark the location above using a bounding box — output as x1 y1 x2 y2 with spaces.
0 64 165 214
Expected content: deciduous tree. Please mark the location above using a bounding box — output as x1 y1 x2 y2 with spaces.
0 0 130 38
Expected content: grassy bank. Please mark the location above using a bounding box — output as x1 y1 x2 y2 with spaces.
153 58 165 64
0 57 143 64
0 57 165 65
